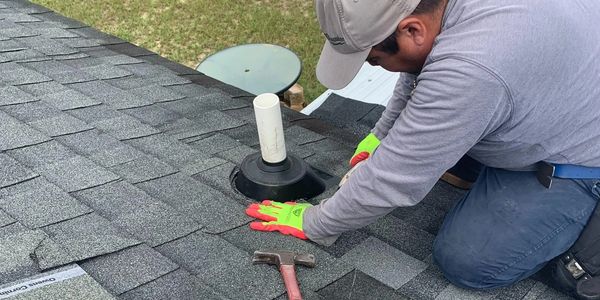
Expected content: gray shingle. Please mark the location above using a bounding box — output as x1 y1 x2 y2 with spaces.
396 264 451 300
0 209 16 228
21 59 77 75
28 114 93 137
15 36 78 56
0 110 50 151
61 55 104 68
33 12 87 29
37 27 80 39
34 156 120 192
81 63 133 80
215 144 259 165
1 100 62 122
317 230 370 258
365 214 436 261
189 133 243 155
68 27 125 45
136 173 250 234
435 284 498 300
43 213 140 261
221 225 354 291
287 142 316 159
285 125 327 146
129 84 186 103
166 83 211 97
166 110 246 140
0 38 27 52
180 157 228 176
0 266 115 300
0 86 37 106
80 244 178 295
50 70 97 84
160 93 248 117
119 269 226 300
0 153 37 188
91 145 145 168
392 202 448 235
57 36 102 48
0 53 11 64
0 24 38 38
52 52 90 61
0 62 52 85
73 181 200 247
7 140 77 168
0 222 29 237
98 54 143 65
1 49 47 63
0 177 91 228
120 63 176 77
305 148 355 178
17 81 68 97
421 180 466 211
67 79 122 97
276 290 324 300
92 115 159 140
55 129 130 156
147 73 191 86
155 231 285 300
56 130 144 168
11 2 52 14
103 75 149 90
109 155 177 184
125 133 208 168
495 279 539 300
0 230 73 285
121 104 181 127
41 89 101 110
522 281 552 300
221 124 260 147
341 237 428 290
193 162 251 205
0 12 41 23
316 270 400 300
66 104 122 123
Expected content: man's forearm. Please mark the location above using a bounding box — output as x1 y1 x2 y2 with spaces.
372 73 416 139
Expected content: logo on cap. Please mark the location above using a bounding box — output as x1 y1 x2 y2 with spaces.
324 33 345 46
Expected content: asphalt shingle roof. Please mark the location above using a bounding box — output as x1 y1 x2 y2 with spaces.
0 1 572 299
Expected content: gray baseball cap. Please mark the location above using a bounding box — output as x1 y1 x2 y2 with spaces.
315 0 421 89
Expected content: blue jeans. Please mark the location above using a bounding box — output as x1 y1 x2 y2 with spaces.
433 167 600 289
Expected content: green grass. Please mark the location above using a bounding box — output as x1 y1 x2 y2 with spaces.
31 0 327 102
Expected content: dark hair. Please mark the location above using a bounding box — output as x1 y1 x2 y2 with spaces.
374 0 445 54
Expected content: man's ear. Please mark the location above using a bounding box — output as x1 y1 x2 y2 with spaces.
397 16 427 46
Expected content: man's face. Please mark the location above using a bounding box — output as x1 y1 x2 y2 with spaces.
366 47 427 74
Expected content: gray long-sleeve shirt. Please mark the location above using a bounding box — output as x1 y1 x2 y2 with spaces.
304 0 600 245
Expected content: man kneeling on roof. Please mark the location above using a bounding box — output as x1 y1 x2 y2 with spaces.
245 0 600 292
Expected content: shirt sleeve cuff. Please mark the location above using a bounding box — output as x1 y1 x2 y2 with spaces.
303 203 341 246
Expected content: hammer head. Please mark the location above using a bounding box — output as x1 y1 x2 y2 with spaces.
252 249 316 268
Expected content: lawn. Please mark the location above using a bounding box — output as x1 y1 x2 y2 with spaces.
31 0 328 102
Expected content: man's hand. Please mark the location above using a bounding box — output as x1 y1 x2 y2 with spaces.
245 200 312 240
350 133 380 167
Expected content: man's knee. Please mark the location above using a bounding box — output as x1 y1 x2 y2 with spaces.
433 238 519 290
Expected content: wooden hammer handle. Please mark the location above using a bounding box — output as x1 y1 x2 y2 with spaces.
279 264 302 300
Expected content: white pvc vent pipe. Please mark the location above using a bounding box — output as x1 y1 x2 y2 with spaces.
253 93 287 164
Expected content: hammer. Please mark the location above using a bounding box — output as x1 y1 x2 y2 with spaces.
253 249 316 300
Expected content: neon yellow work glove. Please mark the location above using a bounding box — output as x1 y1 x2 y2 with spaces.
245 200 312 240
350 133 380 167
